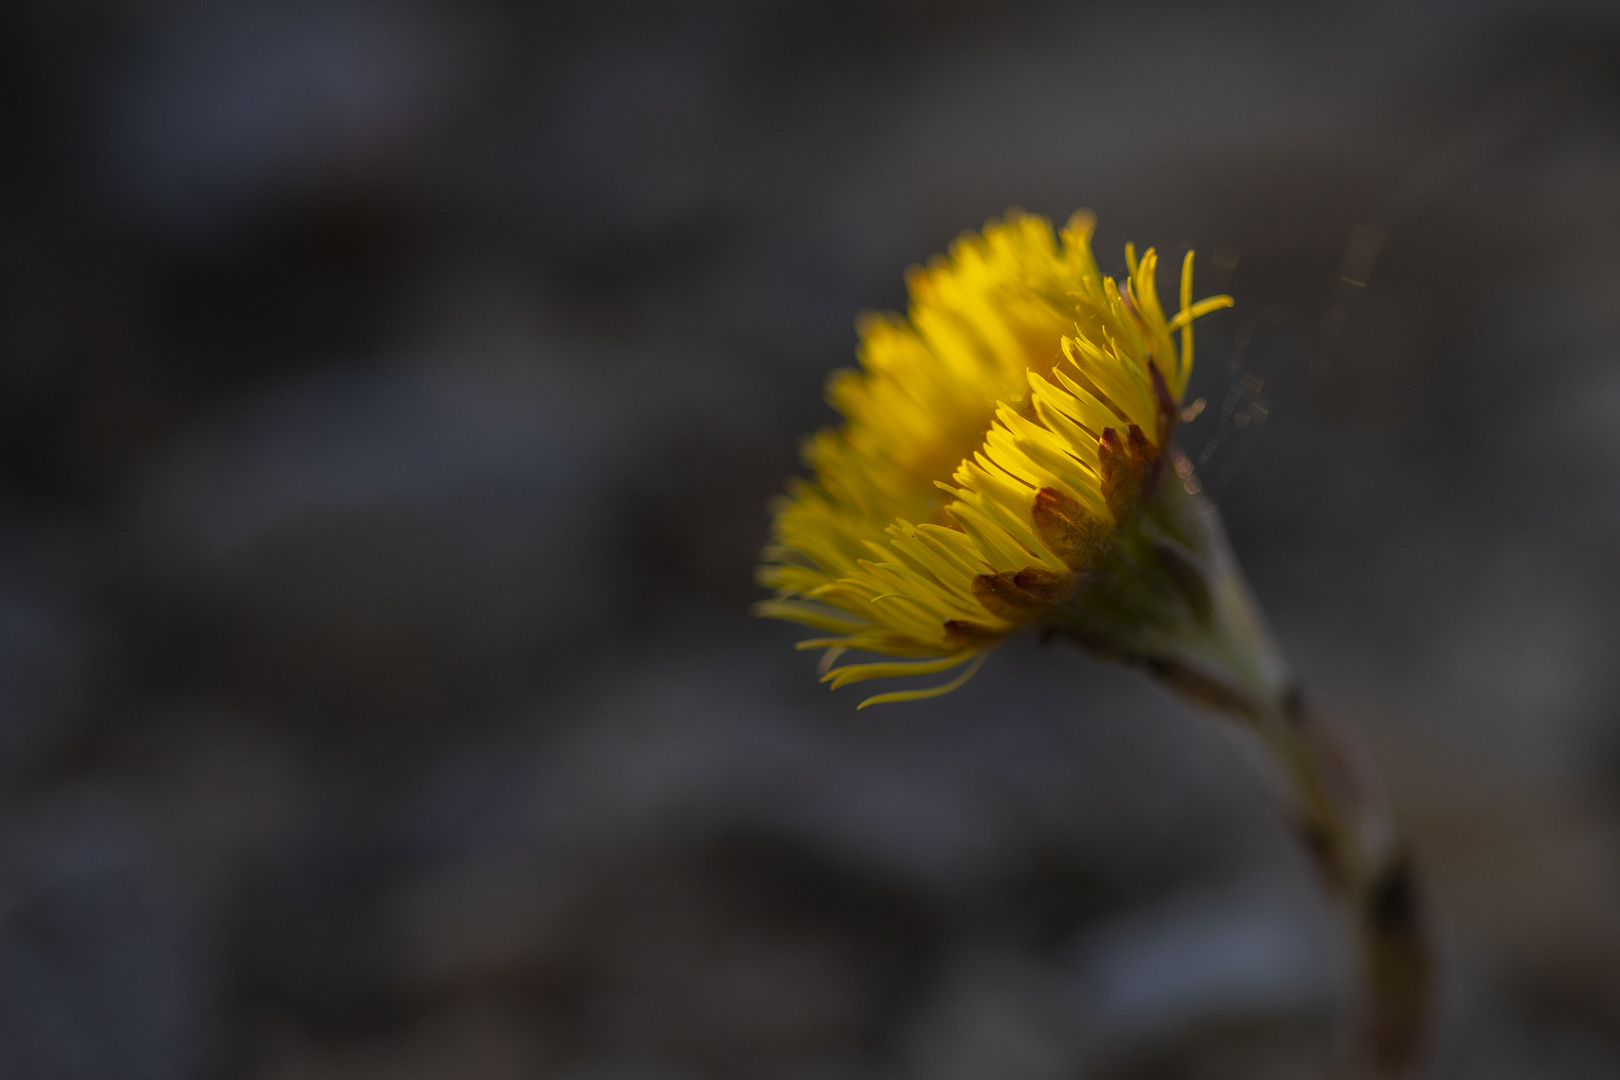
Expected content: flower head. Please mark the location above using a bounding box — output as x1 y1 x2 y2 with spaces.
758 210 1232 706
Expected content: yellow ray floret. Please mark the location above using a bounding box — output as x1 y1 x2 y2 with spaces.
757 210 1231 705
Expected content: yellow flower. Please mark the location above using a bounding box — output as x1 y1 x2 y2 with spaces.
757 210 1232 706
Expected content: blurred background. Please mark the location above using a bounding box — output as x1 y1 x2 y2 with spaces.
2 1 1619 1077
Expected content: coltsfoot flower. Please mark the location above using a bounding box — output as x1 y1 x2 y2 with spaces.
756 210 1433 1078
757 210 1232 706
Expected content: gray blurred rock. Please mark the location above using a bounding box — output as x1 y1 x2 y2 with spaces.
126 353 624 720
1066 878 1336 1063
0 791 203 1080
92 0 478 238
0 522 90 789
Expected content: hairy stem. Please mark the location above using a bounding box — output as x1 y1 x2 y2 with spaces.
1043 458 1431 1077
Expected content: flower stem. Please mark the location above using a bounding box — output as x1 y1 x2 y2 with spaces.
1255 689 1431 1079
1044 460 1431 1077
1184 641 1431 1077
